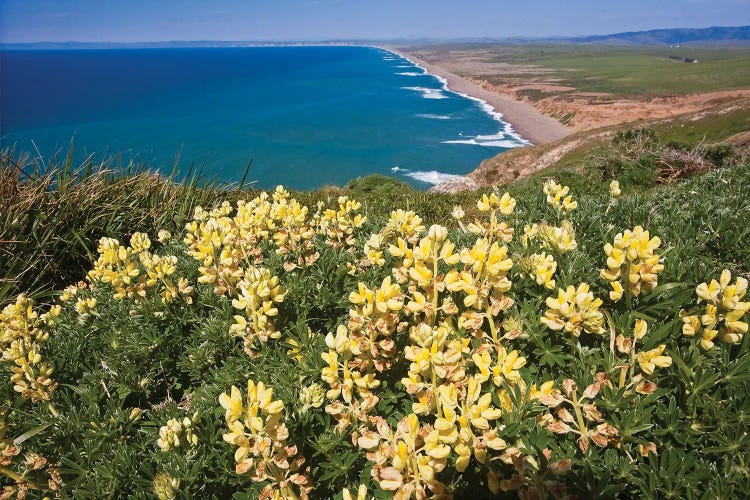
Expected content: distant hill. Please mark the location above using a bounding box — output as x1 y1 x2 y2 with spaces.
570 25 750 45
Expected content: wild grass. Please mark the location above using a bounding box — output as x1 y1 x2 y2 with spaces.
0 148 233 306
3 128 747 310
1 155 749 498
479 44 750 97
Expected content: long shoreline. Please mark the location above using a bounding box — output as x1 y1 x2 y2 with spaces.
383 47 571 146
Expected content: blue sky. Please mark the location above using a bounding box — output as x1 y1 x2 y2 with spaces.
1 0 748 43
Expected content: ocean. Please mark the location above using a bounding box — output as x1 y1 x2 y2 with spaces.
0 46 528 190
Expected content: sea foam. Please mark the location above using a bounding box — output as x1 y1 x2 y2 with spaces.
391 166 463 185
443 132 524 148
382 48 531 146
401 86 448 99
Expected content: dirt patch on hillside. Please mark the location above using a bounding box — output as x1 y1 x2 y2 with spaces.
460 100 749 189
465 129 616 186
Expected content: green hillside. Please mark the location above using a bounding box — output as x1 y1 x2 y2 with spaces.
1 130 749 498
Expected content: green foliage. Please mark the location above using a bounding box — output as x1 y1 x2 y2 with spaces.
477 44 750 97
0 147 241 307
0 159 748 498
580 126 745 191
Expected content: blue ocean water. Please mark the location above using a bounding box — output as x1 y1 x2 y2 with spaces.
0 46 527 190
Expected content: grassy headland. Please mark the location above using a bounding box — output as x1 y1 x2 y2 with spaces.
2 140 750 497
404 44 750 99
478 44 750 97
2 121 747 308
396 43 750 189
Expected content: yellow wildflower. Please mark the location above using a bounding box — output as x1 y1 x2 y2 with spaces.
318 195 366 252
477 192 516 214
541 283 606 337
299 383 325 414
520 252 557 289
0 295 57 403
531 221 577 255
637 345 673 375
451 205 465 220
382 209 425 243
342 485 368 500
609 180 622 198
230 266 286 354
467 192 516 241
363 233 385 267
153 472 180 500
157 229 172 243
681 269 750 349
362 413 450 498
543 179 577 211
219 380 312 498
156 413 199 452
600 225 664 303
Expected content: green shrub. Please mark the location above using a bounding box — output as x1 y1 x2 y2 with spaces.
0 149 232 307
2 167 749 498
703 143 736 167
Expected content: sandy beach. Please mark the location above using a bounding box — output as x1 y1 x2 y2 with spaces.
387 48 571 145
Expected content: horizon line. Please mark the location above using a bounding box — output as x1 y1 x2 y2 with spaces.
2 24 749 46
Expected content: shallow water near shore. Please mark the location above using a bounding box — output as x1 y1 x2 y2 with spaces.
1 46 527 190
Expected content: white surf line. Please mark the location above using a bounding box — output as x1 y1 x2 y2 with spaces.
391 166 464 185
377 47 531 147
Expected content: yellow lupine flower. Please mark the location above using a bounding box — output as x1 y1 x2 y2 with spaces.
342 485 367 500
363 233 385 267
477 193 497 212
349 277 403 317
609 180 622 198
382 209 425 243
637 345 672 375
299 383 325 413
600 226 664 303
520 252 557 289
476 192 516 215
88 234 181 302
156 413 199 452
230 266 286 352
153 471 180 500
529 380 564 407
497 192 517 215
365 413 450 497
541 283 606 337
633 318 648 340
453 238 513 321
492 347 526 386
130 232 152 253
1 295 57 403
318 195 366 252
533 221 578 254
681 269 750 349
219 379 312 499
543 179 577 211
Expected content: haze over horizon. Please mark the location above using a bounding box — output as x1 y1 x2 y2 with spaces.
1 0 749 44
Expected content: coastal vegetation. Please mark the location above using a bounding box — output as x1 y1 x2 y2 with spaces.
416 44 750 98
2 125 749 498
466 91 750 186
